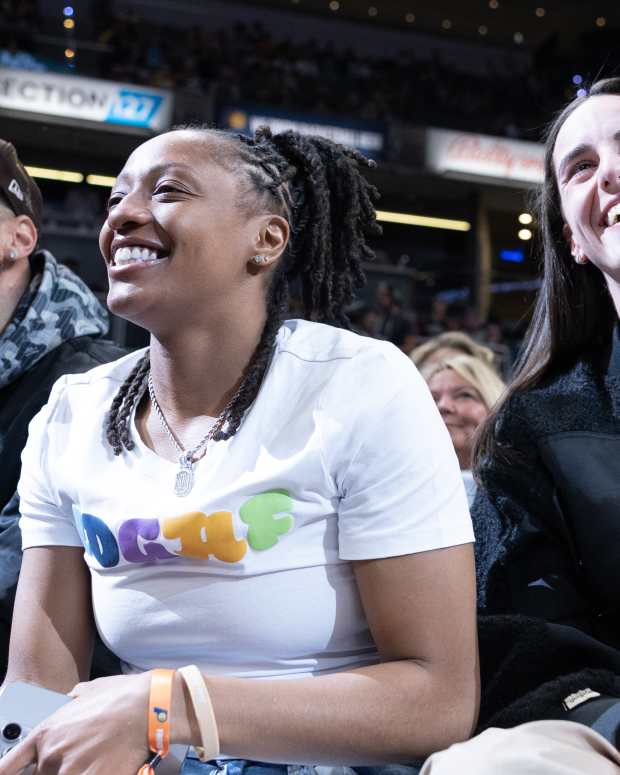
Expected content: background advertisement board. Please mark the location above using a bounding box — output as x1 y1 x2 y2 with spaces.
426 128 544 187
0 69 173 132
219 104 385 159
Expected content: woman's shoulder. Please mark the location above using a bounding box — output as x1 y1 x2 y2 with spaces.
277 319 423 410
22 349 147 456
277 319 414 374
59 347 147 392
40 348 147 421
497 354 606 440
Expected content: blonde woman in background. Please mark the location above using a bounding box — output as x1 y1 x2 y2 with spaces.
422 355 505 505
411 331 497 372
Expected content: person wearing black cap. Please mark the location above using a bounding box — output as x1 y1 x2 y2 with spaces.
0 139 124 677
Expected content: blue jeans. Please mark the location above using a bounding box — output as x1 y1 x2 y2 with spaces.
179 758 422 775
181 756 287 775
180 762 288 775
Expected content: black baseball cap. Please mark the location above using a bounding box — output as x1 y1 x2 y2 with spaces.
0 139 43 229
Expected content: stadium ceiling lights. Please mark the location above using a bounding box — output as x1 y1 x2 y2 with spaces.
376 210 471 232
86 174 116 187
25 165 83 183
19 174 471 231
24 167 116 186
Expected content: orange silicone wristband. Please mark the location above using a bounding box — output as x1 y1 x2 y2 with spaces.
148 668 175 758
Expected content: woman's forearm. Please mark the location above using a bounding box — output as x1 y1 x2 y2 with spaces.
4 547 94 692
172 659 479 765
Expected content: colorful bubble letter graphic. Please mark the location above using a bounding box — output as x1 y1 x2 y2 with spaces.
73 490 295 567
239 490 294 550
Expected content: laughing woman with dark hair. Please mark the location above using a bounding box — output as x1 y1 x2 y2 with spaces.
474 77 620 639
0 127 477 775
420 77 620 773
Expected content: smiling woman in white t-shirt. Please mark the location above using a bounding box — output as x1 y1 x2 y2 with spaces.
0 127 477 775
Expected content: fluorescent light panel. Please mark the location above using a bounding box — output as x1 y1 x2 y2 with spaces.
376 210 471 231
25 165 83 183
24 167 116 187
19 175 470 233
86 174 116 187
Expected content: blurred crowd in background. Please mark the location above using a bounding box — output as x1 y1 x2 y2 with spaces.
0 0 570 387
1 1 617 140
346 282 516 373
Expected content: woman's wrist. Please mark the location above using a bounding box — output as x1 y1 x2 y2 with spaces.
170 669 199 746
177 665 221 761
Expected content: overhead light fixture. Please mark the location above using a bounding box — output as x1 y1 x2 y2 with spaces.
518 212 533 225
25 165 84 183
86 174 116 187
376 210 471 231
518 228 533 241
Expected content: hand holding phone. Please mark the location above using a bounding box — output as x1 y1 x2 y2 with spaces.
0 681 71 773
0 678 187 774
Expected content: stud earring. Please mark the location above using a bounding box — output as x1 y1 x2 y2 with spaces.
252 255 268 265
8 250 16 260
574 252 589 265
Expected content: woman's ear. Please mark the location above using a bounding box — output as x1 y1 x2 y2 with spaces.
563 223 588 264
250 214 290 268
563 223 578 256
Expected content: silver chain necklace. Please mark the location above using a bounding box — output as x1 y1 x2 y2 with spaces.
147 371 242 497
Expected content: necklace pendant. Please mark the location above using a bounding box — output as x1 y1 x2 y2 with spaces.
175 454 195 497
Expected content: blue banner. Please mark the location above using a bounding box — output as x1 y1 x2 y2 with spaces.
218 104 385 159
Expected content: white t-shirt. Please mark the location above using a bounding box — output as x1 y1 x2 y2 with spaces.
461 470 477 508
19 320 473 679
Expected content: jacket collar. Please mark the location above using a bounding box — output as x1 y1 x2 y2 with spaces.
606 321 620 379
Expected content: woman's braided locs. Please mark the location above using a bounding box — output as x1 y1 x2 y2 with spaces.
106 352 150 455
104 126 381 454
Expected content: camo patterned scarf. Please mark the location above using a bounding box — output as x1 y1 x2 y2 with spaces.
0 250 109 390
